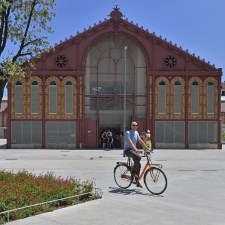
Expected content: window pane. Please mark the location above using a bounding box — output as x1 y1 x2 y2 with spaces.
191 83 199 113
31 84 39 114
65 84 73 114
15 83 23 113
158 82 166 114
207 83 214 114
174 83 182 114
49 84 57 114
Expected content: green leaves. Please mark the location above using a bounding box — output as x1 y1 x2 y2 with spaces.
0 170 97 223
0 0 56 103
1 59 35 81
0 0 56 82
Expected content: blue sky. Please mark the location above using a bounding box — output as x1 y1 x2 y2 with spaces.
3 0 225 97
51 0 225 72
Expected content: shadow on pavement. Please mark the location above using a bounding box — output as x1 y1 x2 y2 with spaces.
108 186 157 197
0 144 6 149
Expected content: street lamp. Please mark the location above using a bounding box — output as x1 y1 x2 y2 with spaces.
123 46 128 151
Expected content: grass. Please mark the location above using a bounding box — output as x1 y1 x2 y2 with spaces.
0 170 100 224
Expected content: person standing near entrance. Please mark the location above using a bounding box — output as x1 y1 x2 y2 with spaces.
101 130 107 149
146 130 152 150
124 121 149 188
106 129 113 149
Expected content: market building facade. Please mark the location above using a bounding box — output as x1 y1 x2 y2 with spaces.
7 7 223 149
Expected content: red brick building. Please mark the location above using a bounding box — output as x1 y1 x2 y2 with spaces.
7 7 222 149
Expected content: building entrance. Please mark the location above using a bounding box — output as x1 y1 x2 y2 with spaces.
99 113 130 149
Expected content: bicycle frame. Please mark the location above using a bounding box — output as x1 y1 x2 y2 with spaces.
136 153 163 182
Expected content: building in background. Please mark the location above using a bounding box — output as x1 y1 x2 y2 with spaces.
0 98 7 138
7 7 222 149
220 82 225 140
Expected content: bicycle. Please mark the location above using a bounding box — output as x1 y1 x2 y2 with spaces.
113 151 167 195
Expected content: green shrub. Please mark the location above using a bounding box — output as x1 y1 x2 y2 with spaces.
0 170 100 224
222 132 225 141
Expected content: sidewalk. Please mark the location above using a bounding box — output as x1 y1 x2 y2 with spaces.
0 145 224 225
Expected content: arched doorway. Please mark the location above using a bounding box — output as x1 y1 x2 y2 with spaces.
85 35 147 148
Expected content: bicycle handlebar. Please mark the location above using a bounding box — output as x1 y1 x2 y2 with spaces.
139 150 151 157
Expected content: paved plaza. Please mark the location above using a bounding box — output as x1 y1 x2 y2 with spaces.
0 140 225 225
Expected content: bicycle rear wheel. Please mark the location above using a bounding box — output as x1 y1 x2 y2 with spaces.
144 167 167 195
114 164 133 189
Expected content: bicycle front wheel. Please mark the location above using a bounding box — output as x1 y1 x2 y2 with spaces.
114 164 133 189
144 167 167 195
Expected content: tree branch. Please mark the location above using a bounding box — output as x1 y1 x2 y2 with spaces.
19 52 32 57
13 0 38 62
0 4 11 56
23 38 40 48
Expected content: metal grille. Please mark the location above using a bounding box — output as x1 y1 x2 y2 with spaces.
191 84 199 113
31 85 39 114
15 85 23 113
189 121 217 144
65 84 73 114
155 121 185 143
49 85 57 114
174 84 182 114
11 121 42 148
207 84 214 114
46 121 76 149
158 84 166 114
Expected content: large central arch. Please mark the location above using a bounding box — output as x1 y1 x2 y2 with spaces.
84 35 147 147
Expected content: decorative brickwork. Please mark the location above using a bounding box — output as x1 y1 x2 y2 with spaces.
79 76 83 119
11 76 79 121
149 76 152 117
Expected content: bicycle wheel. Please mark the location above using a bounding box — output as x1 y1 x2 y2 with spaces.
114 164 133 189
144 167 167 195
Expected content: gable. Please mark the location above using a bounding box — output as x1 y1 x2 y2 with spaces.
33 7 220 75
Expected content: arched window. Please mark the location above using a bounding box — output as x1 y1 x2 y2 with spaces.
207 81 214 114
49 81 57 114
191 81 199 114
174 81 182 114
158 81 166 114
65 81 73 114
15 81 23 114
31 81 39 114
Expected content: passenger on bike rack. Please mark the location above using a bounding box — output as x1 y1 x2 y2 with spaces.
124 121 149 188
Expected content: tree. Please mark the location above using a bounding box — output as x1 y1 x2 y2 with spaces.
0 0 56 105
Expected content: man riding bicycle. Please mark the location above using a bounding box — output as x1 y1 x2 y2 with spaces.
124 121 149 188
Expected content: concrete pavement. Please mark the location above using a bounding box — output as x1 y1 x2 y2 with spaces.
0 140 224 225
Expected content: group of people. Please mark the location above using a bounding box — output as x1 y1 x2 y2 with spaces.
101 129 115 150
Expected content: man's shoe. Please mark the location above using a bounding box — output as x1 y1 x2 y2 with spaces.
136 182 143 188
121 174 131 180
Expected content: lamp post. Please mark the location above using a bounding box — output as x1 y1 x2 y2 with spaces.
123 46 128 151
